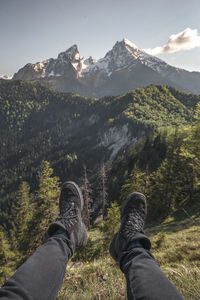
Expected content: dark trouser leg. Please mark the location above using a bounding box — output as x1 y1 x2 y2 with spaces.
121 236 184 300
0 234 72 300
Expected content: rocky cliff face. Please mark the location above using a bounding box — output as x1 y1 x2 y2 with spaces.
13 39 200 96
99 124 137 159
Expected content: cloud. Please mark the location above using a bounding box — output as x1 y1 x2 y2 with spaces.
145 28 200 55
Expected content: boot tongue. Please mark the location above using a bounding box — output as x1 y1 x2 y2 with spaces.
60 195 77 212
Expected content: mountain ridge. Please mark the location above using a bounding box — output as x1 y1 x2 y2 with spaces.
12 39 200 97
0 80 199 216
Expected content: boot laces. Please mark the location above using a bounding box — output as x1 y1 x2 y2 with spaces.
121 209 144 240
57 202 78 230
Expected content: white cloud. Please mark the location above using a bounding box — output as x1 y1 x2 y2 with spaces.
145 28 200 55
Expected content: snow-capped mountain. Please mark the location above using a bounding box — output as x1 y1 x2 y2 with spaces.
82 39 167 75
13 45 96 80
13 39 200 97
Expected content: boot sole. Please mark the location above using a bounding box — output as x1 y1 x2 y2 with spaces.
121 192 147 218
62 181 84 211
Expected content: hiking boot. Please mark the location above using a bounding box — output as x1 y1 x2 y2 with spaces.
110 192 150 263
49 181 88 250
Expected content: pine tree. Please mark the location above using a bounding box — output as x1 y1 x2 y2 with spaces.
98 163 108 220
12 182 33 253
120 165 147 203
100 202 120 251
180 103 200 201
82 165 92 229
0 228 16 285
147 128 187 219
29 161 60 251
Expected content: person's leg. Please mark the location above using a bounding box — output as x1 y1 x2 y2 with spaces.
0 181 87 300
110 192 184 300
121 238 184 300
0 232 72 300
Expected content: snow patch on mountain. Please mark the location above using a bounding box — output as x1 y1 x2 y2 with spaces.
0 74 12 80
82 38 175 77
47 70 55 77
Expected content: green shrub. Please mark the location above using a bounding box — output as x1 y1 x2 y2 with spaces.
153 232 167 249
99 202 120 251
72 238 104 262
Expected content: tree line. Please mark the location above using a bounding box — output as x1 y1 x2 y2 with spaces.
0 161 108 284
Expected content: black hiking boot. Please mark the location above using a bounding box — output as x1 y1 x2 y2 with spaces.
49 181 88 250
110 192 150 263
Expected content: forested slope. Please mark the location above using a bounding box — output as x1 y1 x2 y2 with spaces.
0 80 199 223
1 80 200 293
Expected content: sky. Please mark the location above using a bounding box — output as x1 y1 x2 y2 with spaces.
0 0 200 76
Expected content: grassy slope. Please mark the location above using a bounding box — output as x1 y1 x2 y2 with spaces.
58 215 200 300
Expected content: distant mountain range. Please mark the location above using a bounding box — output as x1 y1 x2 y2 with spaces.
7 38 200 96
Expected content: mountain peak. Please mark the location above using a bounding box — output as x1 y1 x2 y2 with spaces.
13 38 200 96
122 38 140 50
58 44 80 62
111 38 143 60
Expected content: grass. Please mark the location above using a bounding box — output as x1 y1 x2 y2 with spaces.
58 258 126 300
57 216 200 300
